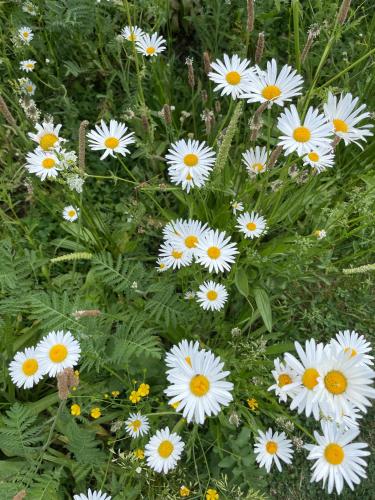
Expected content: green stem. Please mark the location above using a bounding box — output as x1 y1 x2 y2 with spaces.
292 0 301 73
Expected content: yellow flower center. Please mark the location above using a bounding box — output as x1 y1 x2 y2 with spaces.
246 222 257 231
252 162 264 172
49 344 68 363
128 33 137 41
129 419 142 431
190 374 210 396
302 367 319 390
261 85 281 100
226 71 241 85
26 63 34 69
104 137 120 149
293 126 311 143
278 373 292 387
183 153 199 167
23 32 29 38
324 443 344 465
146 46 156 55
68 210 76 218
185 235 198 248
185 356 192 367
172 250 183 259
42 158 56 169
22 358 38 376
158 439 174 458
39 133 58 150
308 152 320 162
266 440 278 454
26 85 33 92
344 347 357 357
206 290 218 301
324 370 347 395
333 118 349 133
207 246 221 259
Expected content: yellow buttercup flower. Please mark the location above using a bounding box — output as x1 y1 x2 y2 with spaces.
180 485 190 497
70 404 81 416
90 407 101 419
137 383 150 397
206 489 219 500
134 448 145 459
247 398 259 411
111 390 120 397
129 390 141 404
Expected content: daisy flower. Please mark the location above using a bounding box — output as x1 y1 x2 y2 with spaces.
165 139 216 193
87 119 135 160
19 78 36 96
28 121 63 151
25 149 60 180
329 330 373 367
239 59 303 107
168 219 209 256
284 339 328 420
158 242 192 269
155 257 169 272
36 330 81 377
18 26 33 44
314 229 327 240
230 200 244 214
195 229 238 273
324 92 373 147
196 281 228 311
314 346 375 418
136 33 166 57
277 105 333 157
165 349 233 424
73 490 111 500
305 422 370 495
8 347 44 389
120 25 145 42
236 211 268 239
125 413 150 438
268 357 299 403
303 147 335 173
62 205 79 222
254 428 294 473
242 146 268 175
20 59 36 73
165 339 201 371
208 54 256 99
145 427 184 474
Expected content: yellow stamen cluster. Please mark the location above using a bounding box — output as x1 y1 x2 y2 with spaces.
247 398 259 411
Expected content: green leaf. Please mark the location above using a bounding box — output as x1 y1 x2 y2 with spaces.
235 268 249 297
253 287 272 332
265 342 295 355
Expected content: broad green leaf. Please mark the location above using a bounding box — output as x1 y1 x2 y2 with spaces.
253 287 272 332
235 268 249 297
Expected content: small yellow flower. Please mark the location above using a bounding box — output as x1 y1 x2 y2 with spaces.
137 383 150 397
247 398 259 411
104 393 110 399
74 370 80 377
206 489 219 500
71 386 77 391
134 448 145 459
180 485 190 497
111 390 120 397
91 407 101 419
170 401 181 410
70 404 81 416
129 391 141 404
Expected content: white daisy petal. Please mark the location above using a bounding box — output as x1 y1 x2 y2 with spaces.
36 330 81 377
196 280 228 311
87 119 135 160
145 427 184 474
254 428 294 473
8 347 44 389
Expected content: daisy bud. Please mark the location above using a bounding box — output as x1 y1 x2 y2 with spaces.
337 0 351 25
0 94 17 127
78 119 89 172
162 104 172 125
255 32 265 64
203 51 211 73
247 0 254 32
266 145 283 169
185 57 195 89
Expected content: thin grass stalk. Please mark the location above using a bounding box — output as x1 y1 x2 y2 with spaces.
292 0 301 73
